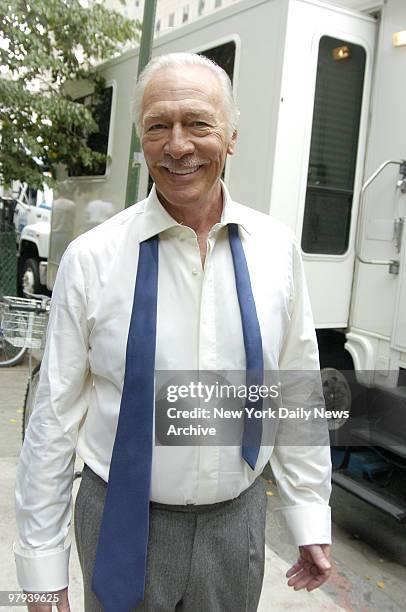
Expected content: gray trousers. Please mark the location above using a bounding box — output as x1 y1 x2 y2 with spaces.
74 465 267 612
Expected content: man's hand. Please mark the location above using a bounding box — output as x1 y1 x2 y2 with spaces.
286 544 332 591
26 587 70 612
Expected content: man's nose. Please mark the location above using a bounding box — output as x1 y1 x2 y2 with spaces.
164 124 195 158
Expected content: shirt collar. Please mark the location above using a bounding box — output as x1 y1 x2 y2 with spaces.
220 181 252 236
139 181 252 242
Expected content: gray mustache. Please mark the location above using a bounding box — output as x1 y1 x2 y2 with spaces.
157 158 210 171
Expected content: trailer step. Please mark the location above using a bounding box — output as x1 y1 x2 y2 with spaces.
332 471 406 522
350 427 406 458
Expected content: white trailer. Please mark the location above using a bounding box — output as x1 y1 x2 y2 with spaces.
46 0 406 519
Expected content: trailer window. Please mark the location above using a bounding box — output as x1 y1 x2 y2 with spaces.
200 41 236 180
301 36 366 255
68 85 113 178
200 40 235 84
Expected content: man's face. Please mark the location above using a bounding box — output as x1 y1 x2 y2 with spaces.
140 65 237 210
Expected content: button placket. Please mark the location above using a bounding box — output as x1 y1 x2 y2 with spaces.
196 252 219 504
198 243 217 370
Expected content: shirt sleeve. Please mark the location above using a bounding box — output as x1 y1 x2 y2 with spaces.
14 242 91 592
269 238 332 546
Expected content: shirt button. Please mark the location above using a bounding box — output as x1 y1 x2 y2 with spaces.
179 234 185 241
192 268 199 276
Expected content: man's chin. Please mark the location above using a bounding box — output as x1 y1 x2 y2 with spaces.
155 185 204 208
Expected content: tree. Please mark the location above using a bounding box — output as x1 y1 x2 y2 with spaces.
0 0 141 188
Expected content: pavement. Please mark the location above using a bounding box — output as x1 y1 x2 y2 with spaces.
0 358 345 611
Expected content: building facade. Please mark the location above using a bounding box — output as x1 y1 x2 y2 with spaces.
104 0 240 36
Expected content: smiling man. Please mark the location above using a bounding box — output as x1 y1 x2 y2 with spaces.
138 59 237 265
15 53 332 612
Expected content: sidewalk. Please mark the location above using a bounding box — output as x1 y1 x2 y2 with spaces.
1 361 343 611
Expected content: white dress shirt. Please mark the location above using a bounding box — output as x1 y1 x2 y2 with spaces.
14 183 332 592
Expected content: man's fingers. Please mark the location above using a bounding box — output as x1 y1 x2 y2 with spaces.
286 557 305 577
287 568 307 587
306 572 330 591
287 552 332 590
287 545 333 591
56 588 70 612
26 588 69 612
289 567 329 592
57 599 71 612
303 544 332 572
289 570 314 591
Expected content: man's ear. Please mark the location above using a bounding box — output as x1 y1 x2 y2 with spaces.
227 129 238 155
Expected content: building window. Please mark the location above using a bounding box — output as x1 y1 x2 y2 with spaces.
215 0 222 8
168 12 174 27
155 19 161 33
68 86 114 177
182 5 189 23
301 36 366 255
198 0 205 15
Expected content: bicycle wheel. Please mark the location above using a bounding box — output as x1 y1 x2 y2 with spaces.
0 302 28 367
0 332 27 367
22 363 41 442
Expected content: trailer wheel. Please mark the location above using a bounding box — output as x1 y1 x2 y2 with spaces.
20 257 41 295
321 367 352 431
316 330 368 447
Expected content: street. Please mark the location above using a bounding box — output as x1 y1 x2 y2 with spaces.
1 359 406 611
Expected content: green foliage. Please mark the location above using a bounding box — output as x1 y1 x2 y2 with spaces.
0 0 141 188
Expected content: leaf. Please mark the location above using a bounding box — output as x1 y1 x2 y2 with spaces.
0 0 141 186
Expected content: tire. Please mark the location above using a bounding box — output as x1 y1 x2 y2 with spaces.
321 367 352 432
317 331 368 447
22 363 41 443
20 257 41 296
0 340 27 367
0 308 27 367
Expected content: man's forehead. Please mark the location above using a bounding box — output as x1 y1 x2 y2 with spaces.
143 89 216 112
142 65 221 106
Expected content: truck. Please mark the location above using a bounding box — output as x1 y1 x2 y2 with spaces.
42 0 406 519
0 182 51 296
13 183 52 295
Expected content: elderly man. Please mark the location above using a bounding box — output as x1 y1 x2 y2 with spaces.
14 53 332 612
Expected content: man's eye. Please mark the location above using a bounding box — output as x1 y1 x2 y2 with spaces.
191 121 209 128
148 124 166 131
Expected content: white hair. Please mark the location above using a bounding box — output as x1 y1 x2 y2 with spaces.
131 52 239 138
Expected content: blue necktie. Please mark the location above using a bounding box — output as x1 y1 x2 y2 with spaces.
228 223 264 469
92 236 158 612
92 223 263 611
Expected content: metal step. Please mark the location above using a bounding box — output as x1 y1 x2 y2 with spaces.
374 383 406 401
332 471 406 522
350 427 406 458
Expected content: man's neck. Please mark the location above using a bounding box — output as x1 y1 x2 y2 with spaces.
156 183 223 237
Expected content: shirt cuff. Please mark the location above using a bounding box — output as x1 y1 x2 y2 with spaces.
13 538 71 592
273 503 331 546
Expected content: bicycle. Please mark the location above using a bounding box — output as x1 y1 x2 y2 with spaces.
0 297 28 366
0 294 51 440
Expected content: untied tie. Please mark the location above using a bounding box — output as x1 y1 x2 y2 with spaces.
92 223 263 611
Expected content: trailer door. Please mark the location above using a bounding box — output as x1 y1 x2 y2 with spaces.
269 0 377 328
